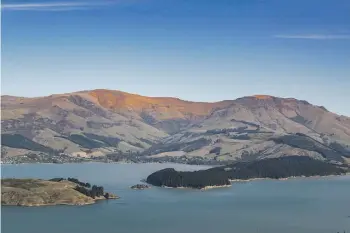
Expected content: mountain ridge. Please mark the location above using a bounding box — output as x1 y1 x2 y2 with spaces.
1 89 334 108
2 89 350 164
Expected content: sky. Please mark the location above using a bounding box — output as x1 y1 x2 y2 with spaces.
1 0 350 116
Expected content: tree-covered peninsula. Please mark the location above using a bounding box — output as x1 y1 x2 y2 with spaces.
146 156 349 189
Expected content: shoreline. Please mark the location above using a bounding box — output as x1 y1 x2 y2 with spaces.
150 173 350 191
160 184 232 190
0 161 216 167
229 173 350 183
1 196 119 207
0 160 222 167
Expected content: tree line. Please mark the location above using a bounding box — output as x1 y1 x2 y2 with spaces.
74 185 105 199
146 156 349 189
49 177 91 188
49 177 109 198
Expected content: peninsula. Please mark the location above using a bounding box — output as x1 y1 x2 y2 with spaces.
1 178 118 206
146 156 349 190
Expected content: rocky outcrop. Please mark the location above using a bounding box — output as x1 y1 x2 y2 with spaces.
130 184 150 190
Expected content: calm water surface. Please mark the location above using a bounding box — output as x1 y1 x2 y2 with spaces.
1 163 350 233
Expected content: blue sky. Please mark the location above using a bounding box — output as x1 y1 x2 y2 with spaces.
2 0 350 116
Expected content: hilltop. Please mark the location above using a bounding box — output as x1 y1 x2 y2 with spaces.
1 89 350 165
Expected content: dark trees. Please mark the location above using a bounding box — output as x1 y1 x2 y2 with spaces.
74 185 104 199
146 156 348 189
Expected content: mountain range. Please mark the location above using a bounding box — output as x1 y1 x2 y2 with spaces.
2 89 350 164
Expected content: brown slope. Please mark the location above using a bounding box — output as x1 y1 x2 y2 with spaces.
1 89 350 162
85 89 233 120
1 91 169 156
193 95 350 146
233 95 350 142
159 95 350 163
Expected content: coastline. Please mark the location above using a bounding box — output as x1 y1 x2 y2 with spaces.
0 159 222 168
1 161 216 167
158 184 232 190
149 173 350 191
229 173 350 183
200 184 232 190
1 195 119 207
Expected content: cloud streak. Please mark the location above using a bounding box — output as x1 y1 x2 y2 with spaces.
274 34 350 40
1 1 118 11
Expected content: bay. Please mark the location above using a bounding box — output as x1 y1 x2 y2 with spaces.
1 163 350 233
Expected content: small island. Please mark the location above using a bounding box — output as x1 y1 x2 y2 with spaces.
130 184 150 190
146 156 349 190
1 178 118 207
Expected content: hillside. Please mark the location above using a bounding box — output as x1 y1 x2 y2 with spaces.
1 89 350 164
1 178 118 206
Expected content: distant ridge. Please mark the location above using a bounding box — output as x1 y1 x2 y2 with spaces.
2 89 350 164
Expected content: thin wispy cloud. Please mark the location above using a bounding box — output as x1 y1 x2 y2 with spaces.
274 34 350 40
1 1 119 11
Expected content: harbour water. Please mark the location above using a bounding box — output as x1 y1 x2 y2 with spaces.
1 163 350 233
